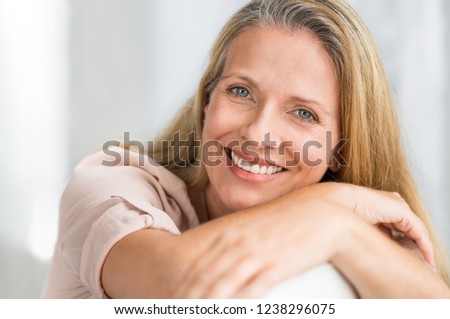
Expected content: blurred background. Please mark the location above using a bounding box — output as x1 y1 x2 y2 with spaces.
0 0 449 298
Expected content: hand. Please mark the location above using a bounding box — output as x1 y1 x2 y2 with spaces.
396 235 426 259
175 199 357 298
325 183 435 269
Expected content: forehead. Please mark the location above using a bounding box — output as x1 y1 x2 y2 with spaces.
224 26 337 86
222 26 339 118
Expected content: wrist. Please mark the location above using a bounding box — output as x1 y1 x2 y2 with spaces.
328 204 390 278
313 182 354 209
330 207 365 264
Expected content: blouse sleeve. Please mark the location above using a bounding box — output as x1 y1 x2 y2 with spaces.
54 148 197 298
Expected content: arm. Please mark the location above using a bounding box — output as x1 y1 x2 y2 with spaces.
333 219 449 298
102 184 449 298
101 193 296 298
176 198 449 298
102 183 333 298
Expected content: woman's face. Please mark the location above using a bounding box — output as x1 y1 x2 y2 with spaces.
202 26 340 216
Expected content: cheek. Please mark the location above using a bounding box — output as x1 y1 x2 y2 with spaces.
203 99 241 139
289 132 333 167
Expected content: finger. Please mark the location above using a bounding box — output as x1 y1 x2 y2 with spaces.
377 225 393 238
178 231 250 298
397 237 426 262
382 212 436 267
180 223 294 298
234 265 289 298
175 235 225 298
371 195 436 269
391 214 435 268
380 218 436 271
202 256 268 298
176 244 226 297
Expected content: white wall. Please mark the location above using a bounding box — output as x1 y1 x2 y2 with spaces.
68 0 248 169
0 0 448 298
0 0 69 297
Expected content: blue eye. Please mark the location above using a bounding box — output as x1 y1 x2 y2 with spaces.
295 109 316 122
230 87 252 99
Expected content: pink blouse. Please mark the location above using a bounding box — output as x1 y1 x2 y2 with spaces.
42 147 200 298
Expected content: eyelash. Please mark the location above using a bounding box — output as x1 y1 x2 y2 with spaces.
228 86 252 100
227 85 318 124
293 109 318 123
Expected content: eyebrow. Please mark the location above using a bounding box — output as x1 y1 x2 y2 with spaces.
220 73 332 117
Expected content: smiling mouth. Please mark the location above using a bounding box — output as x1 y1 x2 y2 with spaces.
226 148 286 175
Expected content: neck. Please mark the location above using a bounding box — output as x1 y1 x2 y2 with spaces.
188 181 232 222
204 182 233 220
187 183 209 223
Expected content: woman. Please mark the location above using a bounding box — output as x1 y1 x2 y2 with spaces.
43 0 450 298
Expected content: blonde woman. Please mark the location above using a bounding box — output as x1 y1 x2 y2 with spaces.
43 0 450 298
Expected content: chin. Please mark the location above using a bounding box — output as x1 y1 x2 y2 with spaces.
222 190 279 212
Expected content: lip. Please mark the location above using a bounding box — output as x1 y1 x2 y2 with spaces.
224 148 286 183
229 148 281 168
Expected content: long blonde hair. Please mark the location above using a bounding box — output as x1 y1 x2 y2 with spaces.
148 0 449 281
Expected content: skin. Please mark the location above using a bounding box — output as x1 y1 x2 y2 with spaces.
200 26 434 266
202 27 340 219
101 26 449 298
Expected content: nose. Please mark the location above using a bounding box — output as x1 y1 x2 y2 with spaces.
238 102 283 149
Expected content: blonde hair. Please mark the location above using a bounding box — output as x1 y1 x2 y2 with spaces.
148 0 449 281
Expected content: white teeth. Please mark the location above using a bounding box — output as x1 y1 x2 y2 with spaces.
230 150 283 175
259 166 267 175
250 164 260 174
232 153 238 165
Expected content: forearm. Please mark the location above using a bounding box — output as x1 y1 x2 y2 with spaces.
102 188 318 298
102 229 184 298
101 183 448 299
333 216 450 298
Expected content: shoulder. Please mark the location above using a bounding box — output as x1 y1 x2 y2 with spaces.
72 146 184 189
60 146 199 231
45 147 199 298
